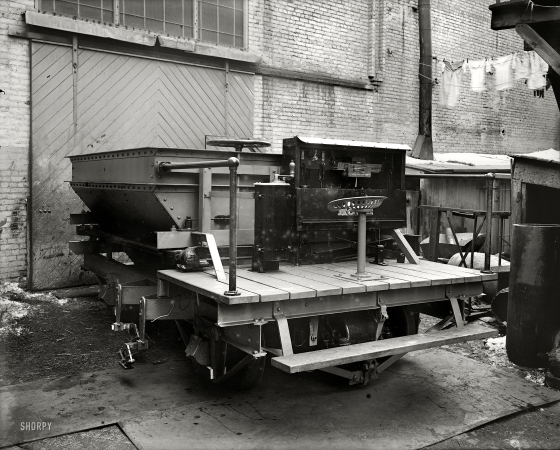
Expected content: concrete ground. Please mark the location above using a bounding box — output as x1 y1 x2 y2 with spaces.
1 282 559 449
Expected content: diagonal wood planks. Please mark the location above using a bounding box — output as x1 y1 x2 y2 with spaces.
31 43 255 288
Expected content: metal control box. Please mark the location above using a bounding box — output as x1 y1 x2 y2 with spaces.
253 137 410 267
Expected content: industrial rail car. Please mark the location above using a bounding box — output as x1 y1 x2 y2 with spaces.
68 137 497 388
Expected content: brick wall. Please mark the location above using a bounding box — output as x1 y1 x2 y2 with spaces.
249 0 370 83
0 1 33 283
430 0 559 153
1 0 559 284
254 77 377 151
250 0 559 153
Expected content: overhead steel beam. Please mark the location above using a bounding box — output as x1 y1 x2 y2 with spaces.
515 24 560 75
489 2 560 30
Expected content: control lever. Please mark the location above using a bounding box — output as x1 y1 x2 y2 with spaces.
116 323 148 370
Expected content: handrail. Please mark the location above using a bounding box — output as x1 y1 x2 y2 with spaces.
157 157 241 296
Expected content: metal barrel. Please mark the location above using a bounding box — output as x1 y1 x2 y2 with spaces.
506 224 560 368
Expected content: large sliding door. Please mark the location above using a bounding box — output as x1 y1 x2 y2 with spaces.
30 42 254 289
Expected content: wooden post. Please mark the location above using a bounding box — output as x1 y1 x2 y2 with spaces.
428 209 441 262
483 174 495 272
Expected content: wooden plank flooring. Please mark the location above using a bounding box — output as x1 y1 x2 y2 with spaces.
234 269 315 300
158 270 259 305
333 261 432 288
281 265 366 294
311 263 409 290
365 261 454 285
159 258 495 305
247 269 342 297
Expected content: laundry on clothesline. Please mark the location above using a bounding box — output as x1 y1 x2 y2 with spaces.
514 51 531 81
489 54 516 91
434 50 549 108
526 51 548 90
438 60 466 108
466 59 491 92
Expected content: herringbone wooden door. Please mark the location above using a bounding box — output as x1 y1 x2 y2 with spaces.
31 42 254 289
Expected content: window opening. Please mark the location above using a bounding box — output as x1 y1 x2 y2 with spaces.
39 0 245 47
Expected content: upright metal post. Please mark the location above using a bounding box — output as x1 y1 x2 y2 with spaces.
225 162 239 295
157 157 240 296
356 213 367 275
483 173 495 273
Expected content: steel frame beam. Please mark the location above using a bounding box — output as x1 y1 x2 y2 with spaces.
489 2 560 30
515 23 560 75
211 282 484 327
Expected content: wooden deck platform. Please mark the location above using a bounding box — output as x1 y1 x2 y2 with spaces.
158 259 497 305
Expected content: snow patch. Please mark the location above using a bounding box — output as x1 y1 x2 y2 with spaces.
0 282 64 304
485 336 506 351
0 298 32 336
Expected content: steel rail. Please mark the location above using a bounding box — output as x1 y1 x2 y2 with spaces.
158 157 241 296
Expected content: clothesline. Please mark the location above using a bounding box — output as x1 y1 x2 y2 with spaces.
414 52 539 67
436 50 549 107
417 71 543 89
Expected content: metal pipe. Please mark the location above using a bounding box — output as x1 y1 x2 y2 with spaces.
158 158 239 171
406 172 510 179
226 163 239 295
471 215 477 269
483 173 495 273
498 218 503 266
158 157 241 296
27 40 34 291
411 0 434 160
356 213 367 275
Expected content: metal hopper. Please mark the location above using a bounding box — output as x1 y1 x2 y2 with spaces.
69 147 282 245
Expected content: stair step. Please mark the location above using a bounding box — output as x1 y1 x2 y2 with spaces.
271 324 498 374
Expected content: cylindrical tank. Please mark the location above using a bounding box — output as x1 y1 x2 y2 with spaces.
506 224 560 367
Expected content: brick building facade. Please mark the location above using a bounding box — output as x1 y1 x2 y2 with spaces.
1 0 558 285
0 1 32 283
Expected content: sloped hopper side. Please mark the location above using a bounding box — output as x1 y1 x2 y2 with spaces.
70 183 196 243
68 148 281 245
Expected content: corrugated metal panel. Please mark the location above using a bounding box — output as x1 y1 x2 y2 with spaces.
30 43 254 289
